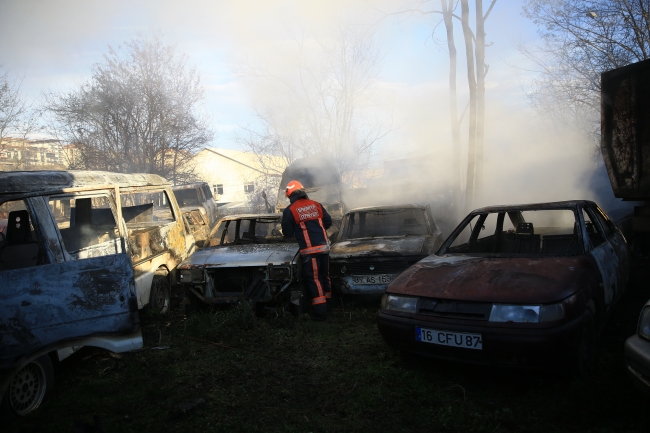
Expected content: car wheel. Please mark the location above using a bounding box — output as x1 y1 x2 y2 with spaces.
2 355 54 416
573 311 597 376
149 275 171 315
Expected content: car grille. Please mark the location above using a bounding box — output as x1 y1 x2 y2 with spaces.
335 259 413 275
417 298 492 320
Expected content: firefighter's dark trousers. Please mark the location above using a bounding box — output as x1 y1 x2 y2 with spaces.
302 253 331 316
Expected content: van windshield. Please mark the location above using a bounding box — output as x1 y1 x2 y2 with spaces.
174 189 201 207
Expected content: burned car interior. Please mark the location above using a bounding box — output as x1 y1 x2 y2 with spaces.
48 196 121 255
0 202 43 271
178 214 300 313
208 216 294 246
341 208 431 239
444 209 592 256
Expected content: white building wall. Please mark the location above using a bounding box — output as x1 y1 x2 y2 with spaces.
191 148 271 204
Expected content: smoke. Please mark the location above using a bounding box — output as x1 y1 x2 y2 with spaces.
0 0 636 230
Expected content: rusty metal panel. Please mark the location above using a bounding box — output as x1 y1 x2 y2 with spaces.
390 255 599 304
0 253 139 369
601 59 650 200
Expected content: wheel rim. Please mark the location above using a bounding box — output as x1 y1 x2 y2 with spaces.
155 279 169 313
9 361 47 415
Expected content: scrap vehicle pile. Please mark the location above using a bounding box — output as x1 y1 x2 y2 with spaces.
7 65 650 415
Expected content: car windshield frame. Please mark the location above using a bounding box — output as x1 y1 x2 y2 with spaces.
339 207 431 240
436 205 586 257
207 216 294 246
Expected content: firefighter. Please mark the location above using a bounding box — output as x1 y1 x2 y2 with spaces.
281 180 332 320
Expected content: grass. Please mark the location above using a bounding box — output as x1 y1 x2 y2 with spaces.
5 260 650 432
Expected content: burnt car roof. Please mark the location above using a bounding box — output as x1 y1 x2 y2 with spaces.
470 200 596 214
218 213 281 221
345 204 428 214
0 170 168 195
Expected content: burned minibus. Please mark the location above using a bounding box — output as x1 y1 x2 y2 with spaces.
0 171 158 415
0 171 195 315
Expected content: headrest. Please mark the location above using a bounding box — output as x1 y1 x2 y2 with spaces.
6 210 32 245
516 222 534 234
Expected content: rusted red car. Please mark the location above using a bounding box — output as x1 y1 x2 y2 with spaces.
377 200 629 370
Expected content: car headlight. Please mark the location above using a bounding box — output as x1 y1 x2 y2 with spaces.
489 303 565 323
489 305 540 323
179 268 204 283
638 306 650 341
381 294 417 313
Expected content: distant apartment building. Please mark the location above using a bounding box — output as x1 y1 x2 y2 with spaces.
0 138 66 170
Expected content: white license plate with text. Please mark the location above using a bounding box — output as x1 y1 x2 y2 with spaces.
416 327 483 350
351 274 393 285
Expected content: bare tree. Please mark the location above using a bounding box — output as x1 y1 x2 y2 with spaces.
522 0 650 143
386 0 496 211
43 34 213 183
0 68 38 148
237 23 391 187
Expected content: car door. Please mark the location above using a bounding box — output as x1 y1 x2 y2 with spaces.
0 195 141 370
580 205 620 309
0 253 140 368
589 203 629 299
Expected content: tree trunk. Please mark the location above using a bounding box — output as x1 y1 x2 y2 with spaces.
461 0 477 212
475 0 486 206
441 0 462 216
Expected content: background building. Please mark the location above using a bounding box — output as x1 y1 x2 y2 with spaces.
188 147 286 212
0 138 65 170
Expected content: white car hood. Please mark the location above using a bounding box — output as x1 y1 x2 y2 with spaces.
178 243 299 268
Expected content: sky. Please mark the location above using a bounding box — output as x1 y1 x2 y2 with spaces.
0 0 630 213
0 0 539 150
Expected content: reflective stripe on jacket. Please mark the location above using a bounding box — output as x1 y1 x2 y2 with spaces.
282 194 332 254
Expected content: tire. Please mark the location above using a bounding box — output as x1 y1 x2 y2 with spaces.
149 275 171 315
573 311 597 376
2 355 54 416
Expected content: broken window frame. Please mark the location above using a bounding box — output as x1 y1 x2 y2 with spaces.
119 187 178 227
439 206 585 257
47 190 125 260
0 196 49 271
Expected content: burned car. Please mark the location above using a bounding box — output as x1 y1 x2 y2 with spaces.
0 172 143 416
625 299 650 394
172 182 218 248
378 200 629 370
178 214 301 313
330 205 443 295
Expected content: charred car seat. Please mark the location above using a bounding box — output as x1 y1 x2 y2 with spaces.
515 222 540 254
0 210 40 270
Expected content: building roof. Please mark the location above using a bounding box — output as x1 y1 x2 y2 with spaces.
202 147 286 175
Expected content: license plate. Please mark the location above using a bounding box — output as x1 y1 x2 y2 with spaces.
416 327 482 350
351 274 393 285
